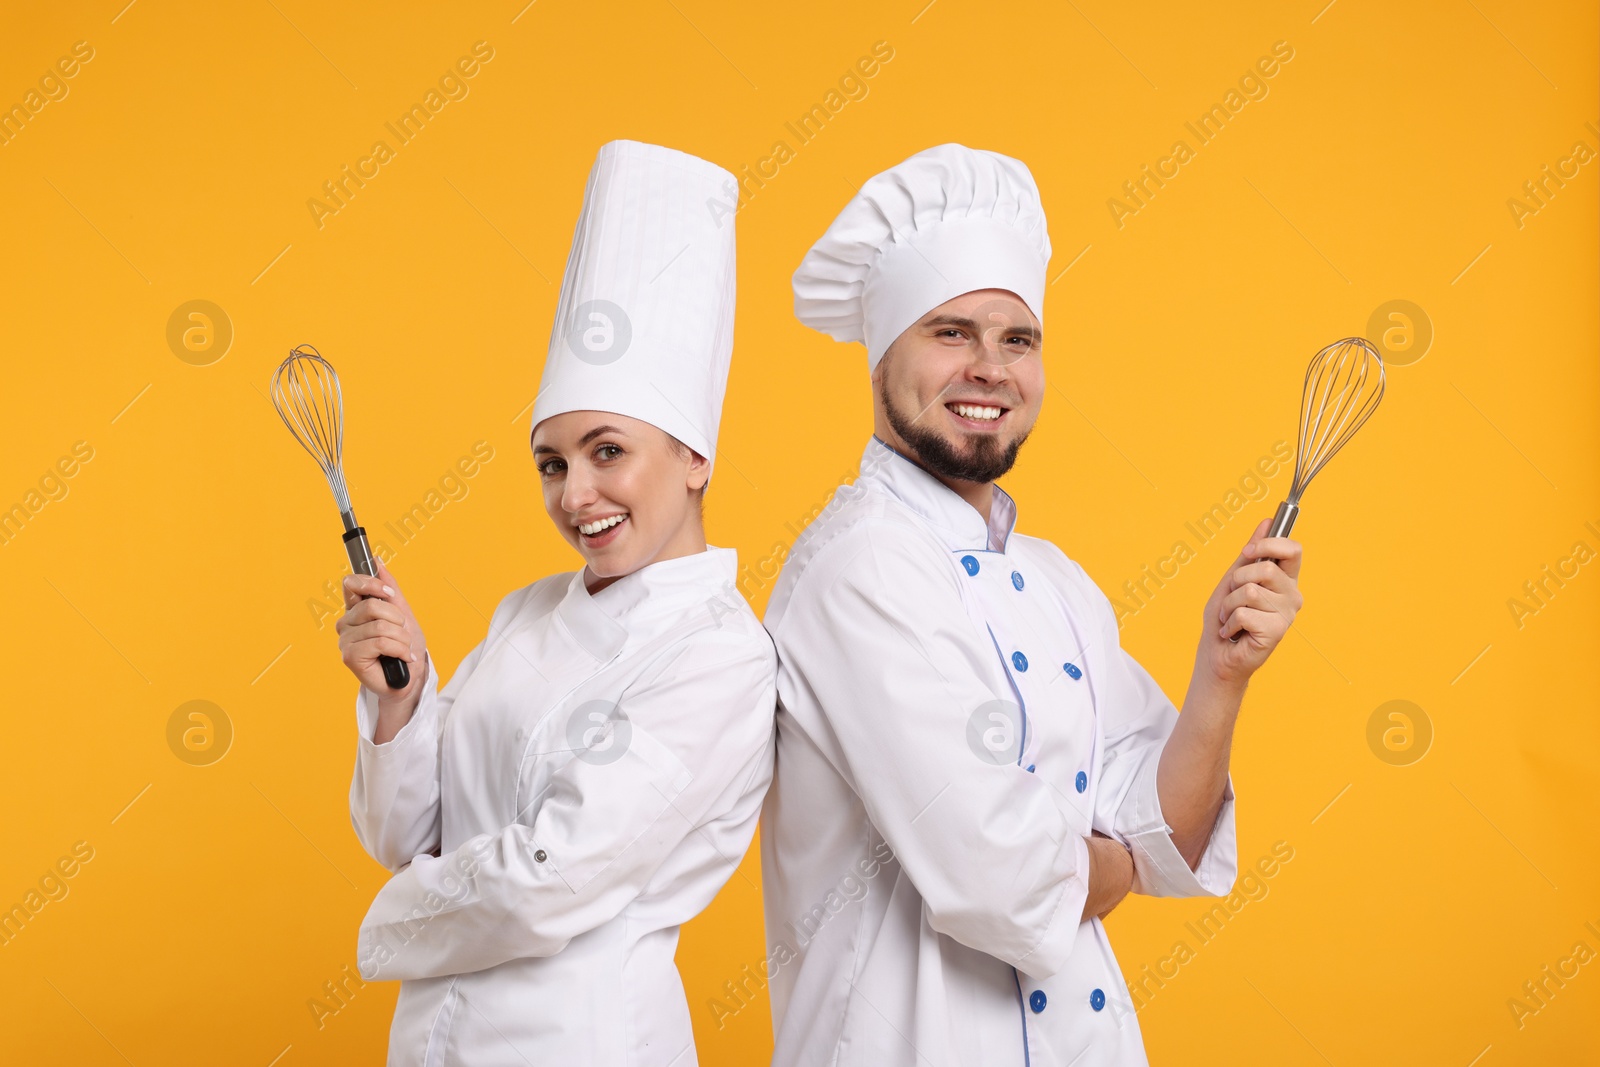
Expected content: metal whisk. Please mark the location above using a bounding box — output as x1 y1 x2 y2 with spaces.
1263 336 1386 544
271 345 410 690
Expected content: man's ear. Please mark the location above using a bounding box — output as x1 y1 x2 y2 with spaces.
870 347 890 387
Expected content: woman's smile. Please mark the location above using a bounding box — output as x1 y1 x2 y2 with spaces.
577 511 629 549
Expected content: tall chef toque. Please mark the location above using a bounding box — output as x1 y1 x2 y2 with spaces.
532 139 738 481
792 143 1051 371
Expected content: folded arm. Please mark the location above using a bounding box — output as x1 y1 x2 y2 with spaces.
1035 543 1240 900
776 524 1106 978
1091 643 1240 898
357 632 775 981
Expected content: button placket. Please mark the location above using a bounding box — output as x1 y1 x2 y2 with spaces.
960 550 1103 785
1037 577 1105 823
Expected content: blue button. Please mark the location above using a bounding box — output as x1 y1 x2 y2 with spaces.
1029 989 1047 1013
1063 662 1082 680
1075 771 1088 793
1090 988 1105 1011
1012 651 1028 672
1011 570 1025 590
1026 764 1036 773
960 555 980 576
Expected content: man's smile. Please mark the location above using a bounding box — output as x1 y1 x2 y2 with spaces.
944 399 1011 430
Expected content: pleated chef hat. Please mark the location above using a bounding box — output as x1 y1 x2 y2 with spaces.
532 139 738 480
792 143 1051 371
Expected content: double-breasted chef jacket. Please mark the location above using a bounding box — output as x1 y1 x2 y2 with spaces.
350 546 776 1066
761 435 1239 1067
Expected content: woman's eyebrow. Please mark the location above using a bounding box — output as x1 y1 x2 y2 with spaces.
578 424 627 446
533 425 629 456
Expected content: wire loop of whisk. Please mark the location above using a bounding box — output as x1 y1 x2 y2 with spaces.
1288 337 1386 505
271 344 354 520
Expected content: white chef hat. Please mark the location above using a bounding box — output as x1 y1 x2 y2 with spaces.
792 143 1051 371
532 139 738 480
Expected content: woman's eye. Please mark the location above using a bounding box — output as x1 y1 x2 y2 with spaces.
538 460 565 476
596 444 622 461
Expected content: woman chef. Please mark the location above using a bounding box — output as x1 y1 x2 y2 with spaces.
334 140 776 1066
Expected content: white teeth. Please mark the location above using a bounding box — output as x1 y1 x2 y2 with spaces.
951 403 1003 421
579 513 627 536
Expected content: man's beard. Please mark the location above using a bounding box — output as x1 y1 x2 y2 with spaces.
883 376 1027 484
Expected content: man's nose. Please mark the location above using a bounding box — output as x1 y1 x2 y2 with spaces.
966 343 1011 380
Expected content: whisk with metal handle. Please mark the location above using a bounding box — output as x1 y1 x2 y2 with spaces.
1263 336 1386 543
1231 336 1385 641
271 344 410 690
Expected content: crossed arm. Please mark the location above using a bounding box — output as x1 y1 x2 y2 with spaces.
777 524 1233 978
1084 830 1135 920
1087 519 1301 927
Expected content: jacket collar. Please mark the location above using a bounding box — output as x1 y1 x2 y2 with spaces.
856 434 1017 553
553 545 738 663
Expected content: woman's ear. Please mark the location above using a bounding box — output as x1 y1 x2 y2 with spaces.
687 450 711 492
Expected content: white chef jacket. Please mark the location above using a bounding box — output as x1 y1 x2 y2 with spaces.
761 435 1238 1067
349 546 776 1067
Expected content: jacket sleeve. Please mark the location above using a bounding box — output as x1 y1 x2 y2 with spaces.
1065 556 1238 898
348 593 517 871
771 523 1093 979
355 628 776 981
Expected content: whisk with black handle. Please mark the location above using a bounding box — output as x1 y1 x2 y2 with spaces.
1231 336 1385 640
271 345 410 690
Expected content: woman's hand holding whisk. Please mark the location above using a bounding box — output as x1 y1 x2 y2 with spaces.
1197 517 1304 688
336 558 429 742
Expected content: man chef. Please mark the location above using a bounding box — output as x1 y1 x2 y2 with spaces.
759 143 1304 1065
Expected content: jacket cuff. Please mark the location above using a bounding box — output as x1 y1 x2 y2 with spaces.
1122 756 1237 898
356 652 436 757
1017 831 1093 977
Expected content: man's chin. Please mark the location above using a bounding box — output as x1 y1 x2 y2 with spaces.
900 425 1024 484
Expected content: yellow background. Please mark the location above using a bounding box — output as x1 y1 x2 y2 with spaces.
2 0 1596 1063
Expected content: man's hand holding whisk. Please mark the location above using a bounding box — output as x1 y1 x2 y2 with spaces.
1197 519 1304 690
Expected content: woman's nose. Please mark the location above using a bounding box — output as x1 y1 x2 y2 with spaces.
562 467 597 514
